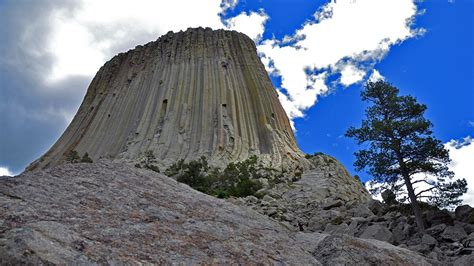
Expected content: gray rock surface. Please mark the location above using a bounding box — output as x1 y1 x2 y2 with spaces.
300 233 431 265
1 162 430 264
441 225 468 242
454 255 474 266
27 28 307 172
235 153 372 233
455 205 474 224
360 224 394 243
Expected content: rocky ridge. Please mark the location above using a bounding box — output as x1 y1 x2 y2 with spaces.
234 158 474 264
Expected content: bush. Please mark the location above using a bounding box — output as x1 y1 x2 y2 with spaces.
80 152 93 163
65 150 80 163
136 150 160 173
144 150 157 165
166 156 269 199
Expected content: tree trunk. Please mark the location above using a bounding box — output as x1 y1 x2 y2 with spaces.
402 173 425 232
395 148 425 232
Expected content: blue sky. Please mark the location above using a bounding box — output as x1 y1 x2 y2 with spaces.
1 0 473 202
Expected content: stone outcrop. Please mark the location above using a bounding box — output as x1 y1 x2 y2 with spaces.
231 153 371 228
238 177 474 264
27 27 305 171
1 162 431 264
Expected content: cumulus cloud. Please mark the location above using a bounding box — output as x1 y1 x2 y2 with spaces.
220 0 239 13
258 0 422 119
445 136 474 206
368 69 385 82
45 0 226 81
224 10 269 41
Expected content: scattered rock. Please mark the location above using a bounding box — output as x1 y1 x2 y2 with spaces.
261 194 275 203
425 209 454 227
422 234 438 247
454 254 474 266
426 224 447 236
366 199 386 215
324 223 349 234
455 205 474 224
323 199 344 210
382 190 397 205
360 224 394 243
305 233 431 265
442 225 468 242
349 204 374 218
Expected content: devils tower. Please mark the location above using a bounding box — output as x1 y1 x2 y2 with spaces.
28 27 306 171
4 27 441 264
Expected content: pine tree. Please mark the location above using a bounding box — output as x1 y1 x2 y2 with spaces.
346 81 467 232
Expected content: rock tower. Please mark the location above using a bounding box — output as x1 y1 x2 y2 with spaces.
28 27 307 170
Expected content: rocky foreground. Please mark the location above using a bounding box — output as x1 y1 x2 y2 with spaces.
0 161 436 265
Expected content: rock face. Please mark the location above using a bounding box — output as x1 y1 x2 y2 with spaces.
0 162 430 264
27 27 303 171
232 153 372 229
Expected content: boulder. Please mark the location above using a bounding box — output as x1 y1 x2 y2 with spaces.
366 199 387 215
454 255 474 266
421 234 438 247
425 223 447 236
300 233 431 265
324 223 349 235
441 225 468 242
323 199 344 210
381 190 397 205
392 222 410 244
261 194 276 203
455 205 474 224
349 204 374 218
459 222 474 234
360 224 394 243
424 209 454 227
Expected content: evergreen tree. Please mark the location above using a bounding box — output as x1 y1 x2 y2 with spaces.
346 81 467 231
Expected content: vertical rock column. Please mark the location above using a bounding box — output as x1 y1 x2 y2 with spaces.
27 28 307 171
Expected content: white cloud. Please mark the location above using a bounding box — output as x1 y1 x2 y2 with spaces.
220 0 239 13
446 136 474 206
258 0 421 119
369 69 385 82
340 64 366 86
45 0 227 82
224 10 269 41
28 0 423 121
33 0 270 83
0 167 14 177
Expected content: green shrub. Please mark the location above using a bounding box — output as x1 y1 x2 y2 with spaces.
229 178 262 198
136 150 160 173
65 150 80 163
80 152 93 163
167 155 272 199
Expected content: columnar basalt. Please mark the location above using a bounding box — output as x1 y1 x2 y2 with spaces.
28 27 306 170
